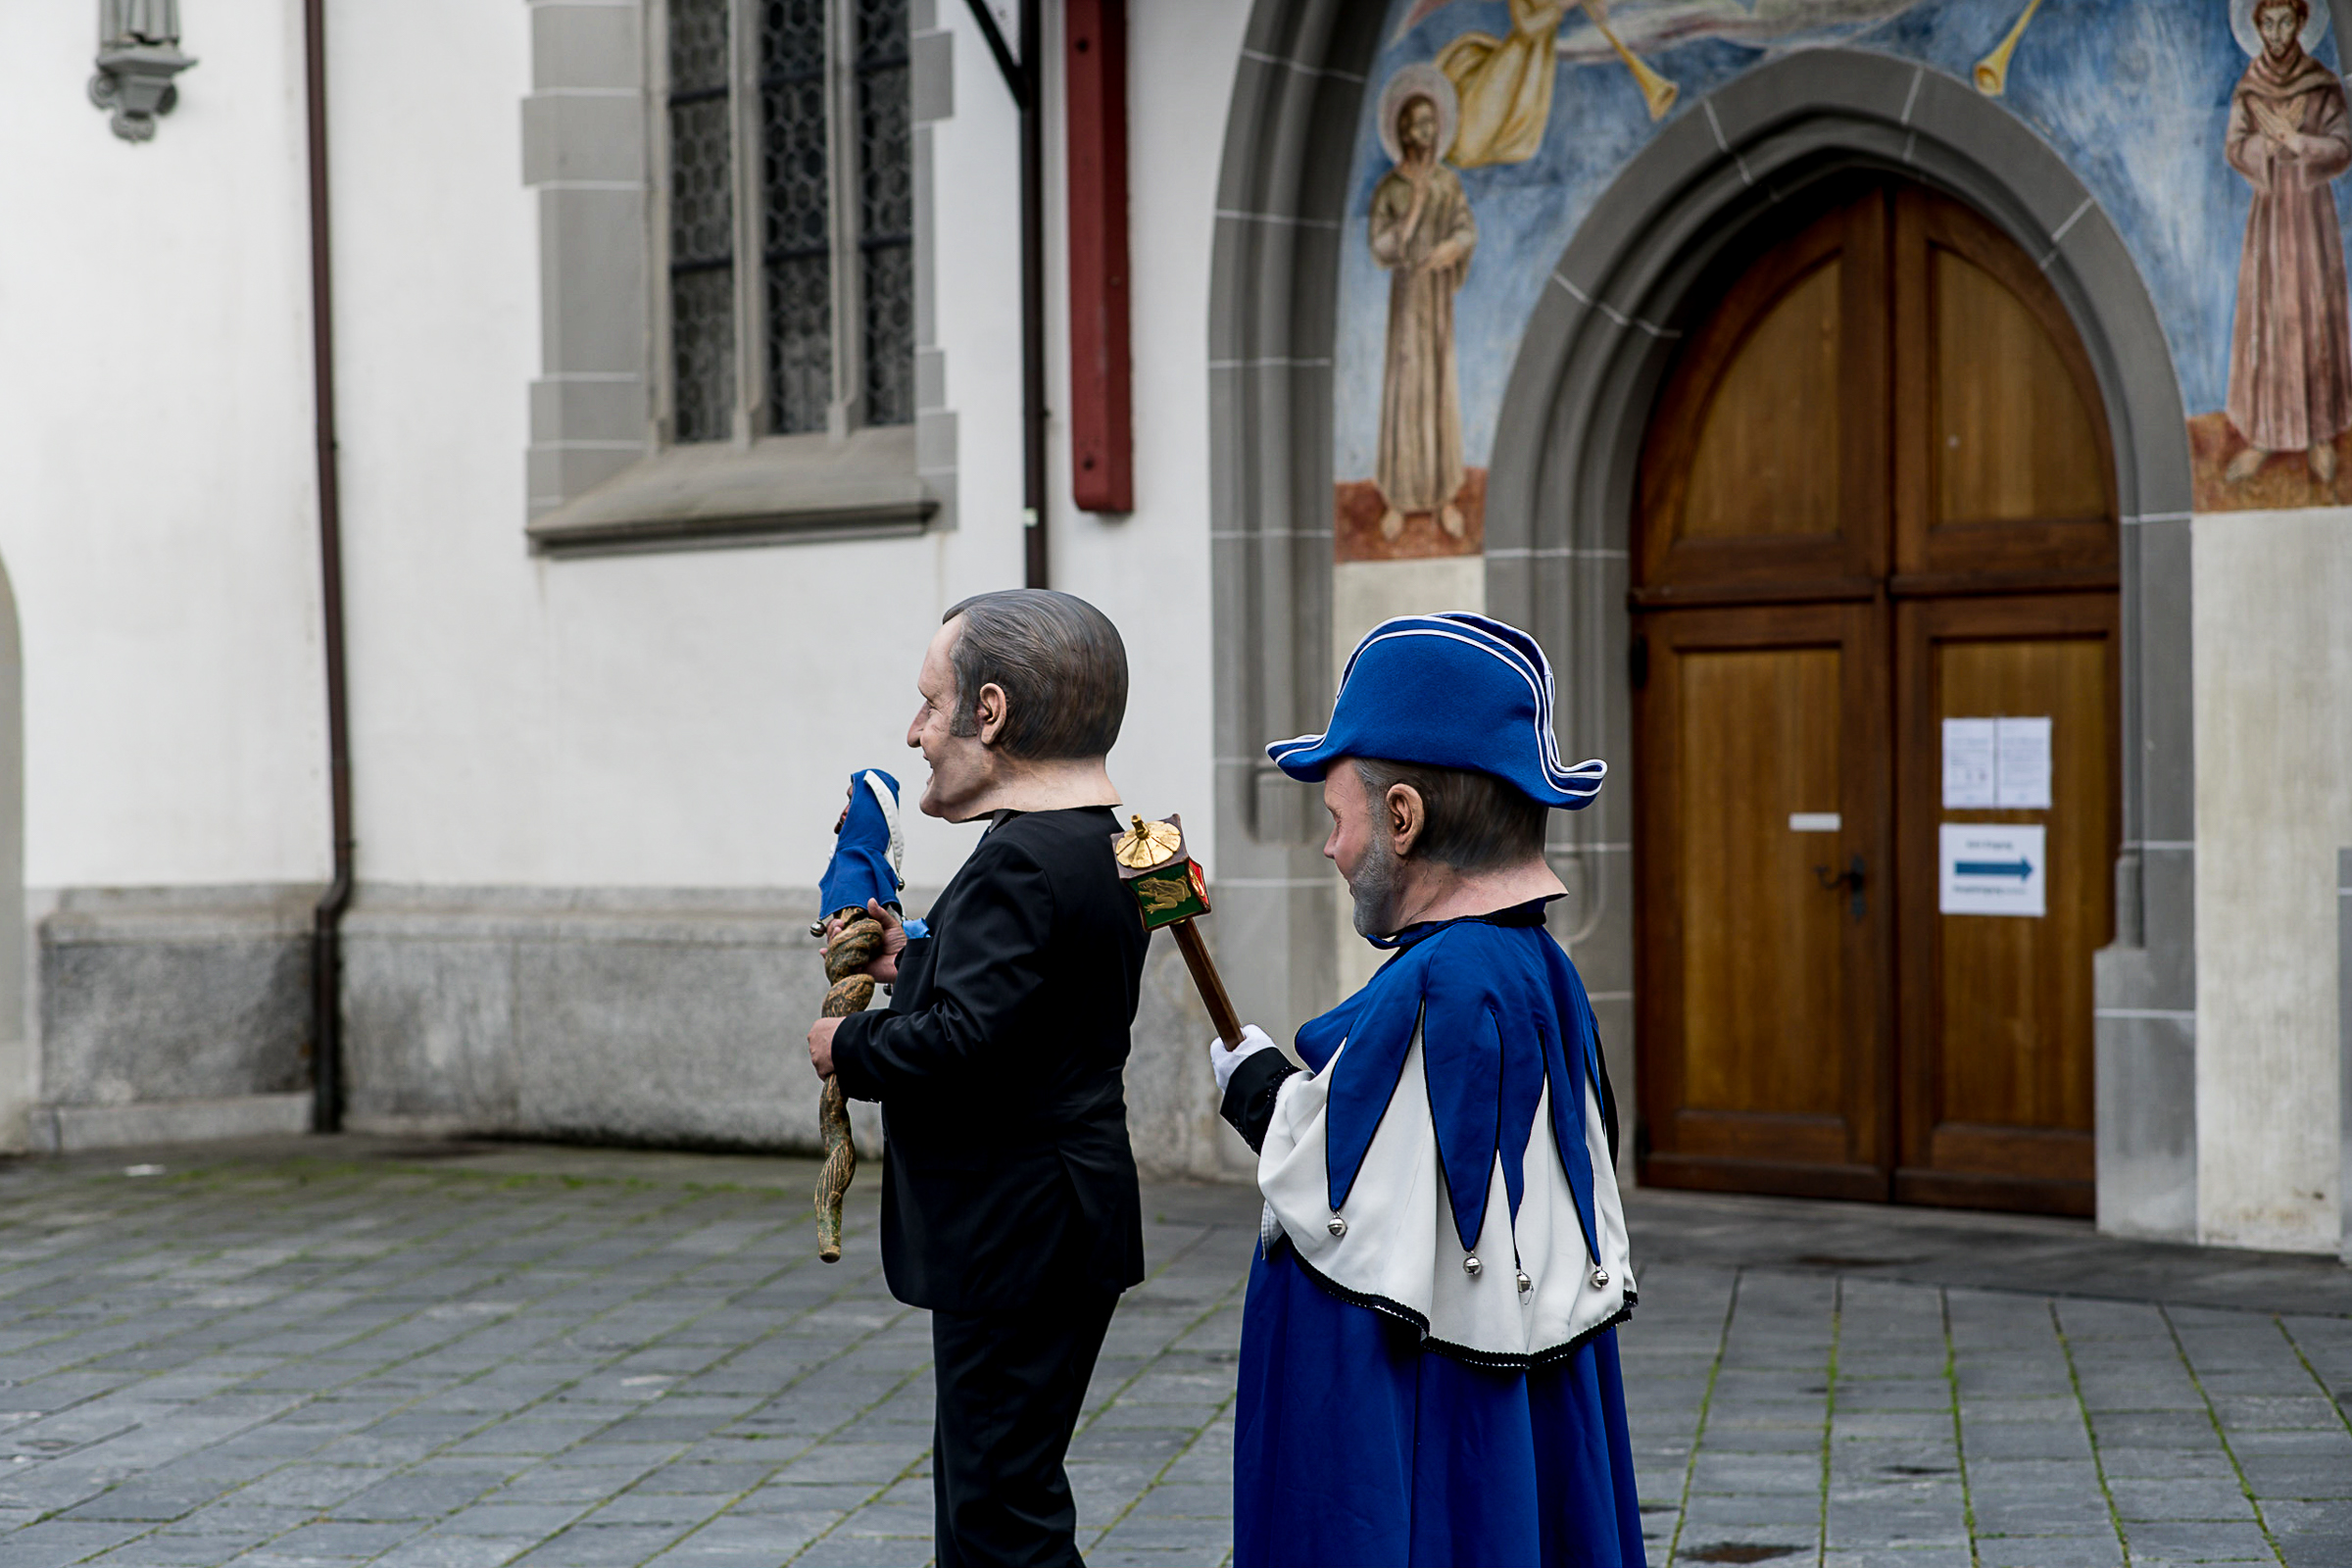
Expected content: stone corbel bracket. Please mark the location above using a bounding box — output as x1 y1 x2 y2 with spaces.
89 0 195 143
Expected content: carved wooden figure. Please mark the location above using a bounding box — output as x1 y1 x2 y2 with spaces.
808 768 909 1263
814 910 884 1262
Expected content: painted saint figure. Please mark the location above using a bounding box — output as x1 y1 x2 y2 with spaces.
2224 0 2352 485
1370 67 1477 541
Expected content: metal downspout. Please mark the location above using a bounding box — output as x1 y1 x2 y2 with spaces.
962 0 1049 589
1017 0 1047 589
303 0 353 1133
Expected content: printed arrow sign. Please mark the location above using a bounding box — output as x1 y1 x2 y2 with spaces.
1939 824 2046 917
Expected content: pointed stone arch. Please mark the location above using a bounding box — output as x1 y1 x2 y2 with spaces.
1209 18 2206 1235
1477 51 2195 1237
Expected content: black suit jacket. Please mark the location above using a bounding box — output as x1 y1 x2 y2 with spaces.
830 806 1149 1312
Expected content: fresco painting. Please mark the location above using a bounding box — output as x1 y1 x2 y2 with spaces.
1368 67 1477 546
1333 0 2352 559
2210 0 2352 500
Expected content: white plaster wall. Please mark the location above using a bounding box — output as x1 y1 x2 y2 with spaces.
1031 0 1250 879
2193 505 2352 1254
0 3 327 890
331 0 980 893
330 0 1246 896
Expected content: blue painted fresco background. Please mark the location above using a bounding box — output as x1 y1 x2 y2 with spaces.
1333 0 2346 483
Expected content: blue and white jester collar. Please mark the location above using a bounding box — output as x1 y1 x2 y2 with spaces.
1295 911 1611 1278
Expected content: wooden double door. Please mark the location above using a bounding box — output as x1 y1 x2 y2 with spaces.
1632 180 2119 1216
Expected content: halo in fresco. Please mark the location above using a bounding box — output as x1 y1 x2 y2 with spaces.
2230 0 2328 57
1377 61 1460 164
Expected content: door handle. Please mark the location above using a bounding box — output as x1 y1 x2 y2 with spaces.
1813 855 1866 923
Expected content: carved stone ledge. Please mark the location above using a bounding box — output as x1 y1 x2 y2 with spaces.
526 425 935 558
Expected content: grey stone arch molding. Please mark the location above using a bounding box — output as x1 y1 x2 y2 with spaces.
1210 17 2204 1232
1480 50 2200 1238
1205 0 1385 1057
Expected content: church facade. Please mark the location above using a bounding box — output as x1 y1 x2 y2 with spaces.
2 0 2347 1256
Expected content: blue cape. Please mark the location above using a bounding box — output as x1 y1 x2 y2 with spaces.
1236 905 1644 1567
817 769 904 919
1295 906 1608 1268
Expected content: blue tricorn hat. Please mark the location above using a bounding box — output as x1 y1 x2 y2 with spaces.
817 769 906 917
1265 612 1605 808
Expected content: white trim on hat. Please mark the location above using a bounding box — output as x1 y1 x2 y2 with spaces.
1269 614 1606 801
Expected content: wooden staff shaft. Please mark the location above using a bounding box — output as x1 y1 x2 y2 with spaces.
1170 918 1243 1047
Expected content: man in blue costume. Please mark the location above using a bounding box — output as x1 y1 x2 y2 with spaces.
1210 612 1646 1568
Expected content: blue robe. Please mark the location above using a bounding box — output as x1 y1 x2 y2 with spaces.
1232 912 1646 1568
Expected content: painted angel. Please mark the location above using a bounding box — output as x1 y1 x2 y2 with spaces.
1395 0 1674 163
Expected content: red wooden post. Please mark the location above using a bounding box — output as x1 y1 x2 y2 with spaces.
1063 0 1133 514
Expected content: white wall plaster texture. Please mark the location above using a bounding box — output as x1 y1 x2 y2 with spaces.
1035 0 1248 883
2193 504 2352 1254
321 0 1245 894
0 1 329 889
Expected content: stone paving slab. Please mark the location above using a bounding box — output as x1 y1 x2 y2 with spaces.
0 1137 2341 1566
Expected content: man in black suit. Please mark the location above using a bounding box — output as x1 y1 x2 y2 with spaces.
806 588 1147 1568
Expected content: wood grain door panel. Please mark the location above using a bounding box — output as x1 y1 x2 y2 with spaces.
1893 595 2116 1215
1892 188 2119 582
1637 192 1887 602
1635 603 1891 1199
1633 177 2118 1216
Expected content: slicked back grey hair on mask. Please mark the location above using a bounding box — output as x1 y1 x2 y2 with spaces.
943 590 1128 760
1353 758 1547 873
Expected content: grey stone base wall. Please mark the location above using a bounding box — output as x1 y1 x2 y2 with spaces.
340 884 1254 1182
36 885 316 1120
22 881 1254 1179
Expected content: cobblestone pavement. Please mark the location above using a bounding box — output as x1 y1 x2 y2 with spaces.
0 1139 2341 1568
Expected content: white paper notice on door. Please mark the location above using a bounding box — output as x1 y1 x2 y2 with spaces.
1942 719 1996 807
1943 715 2053 808
1939 823 2046 917
1994 716 2053 808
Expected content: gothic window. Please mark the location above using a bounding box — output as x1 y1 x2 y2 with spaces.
662 0 913 444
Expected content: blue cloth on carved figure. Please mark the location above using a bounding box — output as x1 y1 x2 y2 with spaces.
1230 611 1642 1566
819 769 926 938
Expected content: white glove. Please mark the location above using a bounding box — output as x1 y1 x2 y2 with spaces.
1209 1024 1281 1096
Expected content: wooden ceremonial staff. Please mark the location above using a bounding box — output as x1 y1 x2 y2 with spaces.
811 907 885 1263
1111 814 1242 1047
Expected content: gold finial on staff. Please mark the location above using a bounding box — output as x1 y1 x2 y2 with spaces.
1975 0 2045 98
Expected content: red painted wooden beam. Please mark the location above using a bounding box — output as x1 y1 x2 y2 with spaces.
1064 0 1133 514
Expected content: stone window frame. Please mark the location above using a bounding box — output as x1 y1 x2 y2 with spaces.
522 0 956 557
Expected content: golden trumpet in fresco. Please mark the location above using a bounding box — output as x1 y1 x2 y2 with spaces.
1974 0 2044 98
1592 7 1678 121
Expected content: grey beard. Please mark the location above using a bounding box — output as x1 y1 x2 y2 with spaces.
1348 829 1400 937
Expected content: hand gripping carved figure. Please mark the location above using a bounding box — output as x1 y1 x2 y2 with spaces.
1213 613 1644 1567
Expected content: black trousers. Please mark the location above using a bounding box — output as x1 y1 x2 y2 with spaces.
929 1289 1119 1568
